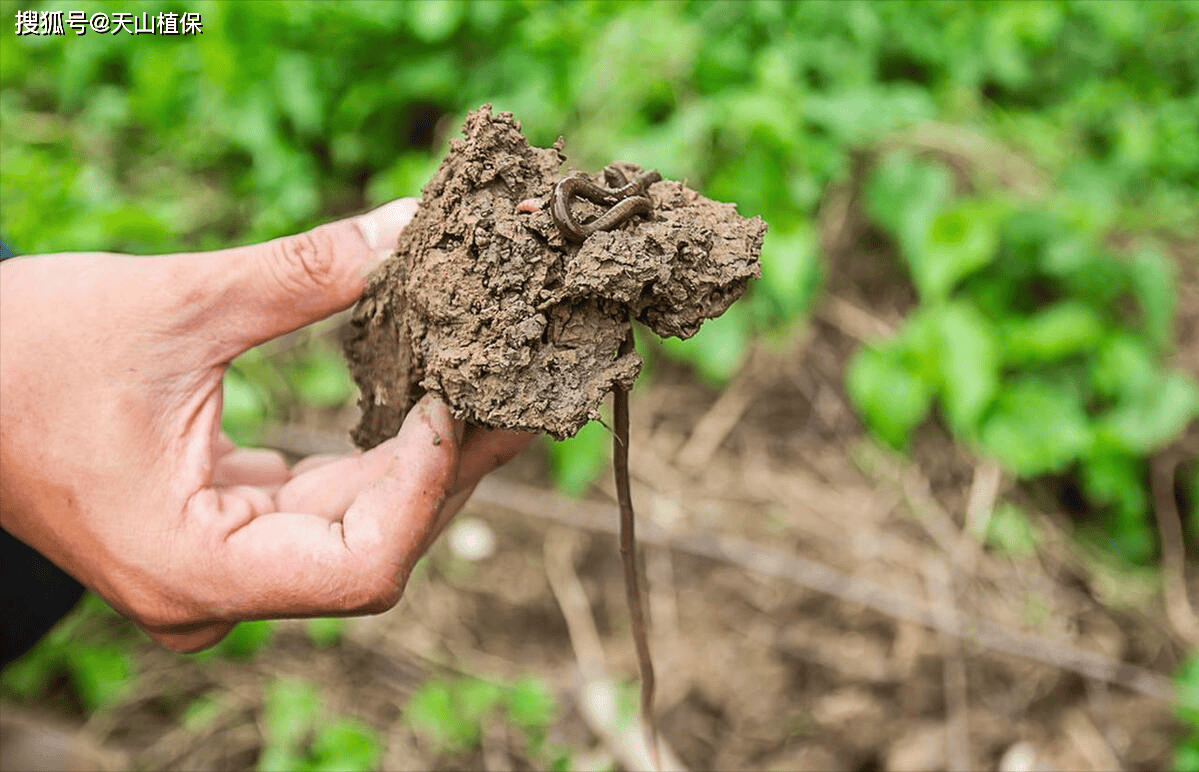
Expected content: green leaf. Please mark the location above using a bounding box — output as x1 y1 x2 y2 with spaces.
304 719 383 772
659 302 751 387
407 0 465 43
846 343 934 450
259 741 304 772
305 618 348 650
181 695 224 731
456 677 504 724
758 223 820 313
1173 654 1199 731
913 199 1001 302
219 620 275 660
978 378 1091 476
1094 372 1199 454
1091 332 1157 400
1079 452 1154 564
288 345 356 409
100 204 171 252
545 420 610 497
274 52 324 137
65 644 132 713
983 503 1041 558
933 301 1000 434
804 85 935 145
366 152 442 207
1190 463 1199 544
504 676 556 731
260 678 322 772
0 643 66 703
1001 301 1106 365
1000 208 1074 276
222 367 269 447
1126 244 1176 349
1081 452 1145 512
866 152 953 264
1178 740 1199 772
405 680 480 752
1103 497 1155 566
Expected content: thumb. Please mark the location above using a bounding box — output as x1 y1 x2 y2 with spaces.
201 198 418 351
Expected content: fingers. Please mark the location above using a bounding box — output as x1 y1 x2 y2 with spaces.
290 454 342 476
423 481 479 552
148 622 237 653
213 447 290 488
184 199 419 356
191 395 461 619
152 428 513 650
272 425 532 524
274 402 464 521
417 428 535 552
456 428 537 490
356 198 420 264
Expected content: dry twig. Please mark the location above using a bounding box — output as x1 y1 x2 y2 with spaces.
674 363 757 471
924 561 971 772
1151 450 1199 647
257 424 1176 702
472 477 1176 702
543 529 687 772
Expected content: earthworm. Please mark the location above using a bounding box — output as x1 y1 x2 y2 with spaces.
551 165 661 243
603 165 662 199
613 326 660 770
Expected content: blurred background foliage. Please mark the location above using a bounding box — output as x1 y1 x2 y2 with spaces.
3 0 1198 768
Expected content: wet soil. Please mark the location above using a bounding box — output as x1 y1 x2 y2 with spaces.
344 105 765 443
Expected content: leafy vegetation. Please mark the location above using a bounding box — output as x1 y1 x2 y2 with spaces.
3 0 1198 765
0 594 136 713
405 674 565 767
1177 655 1199 771
849 151 1198 565
6 0 1193 491
258 677 382 772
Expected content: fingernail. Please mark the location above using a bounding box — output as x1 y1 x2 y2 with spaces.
427 395 465 446
356 198 419 271
415 394 459 448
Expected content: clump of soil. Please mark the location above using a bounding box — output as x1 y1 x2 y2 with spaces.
345 104 766 445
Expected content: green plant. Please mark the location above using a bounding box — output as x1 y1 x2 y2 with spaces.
217 619 276 660
405 674 561 764
305 617 349 650
258 676 383 772
544 419 611 498
221 337 358 448
7 1 1196 500
1175 653 1199 771
0 593 137 713
848 152 1198 564
983 503 1043 559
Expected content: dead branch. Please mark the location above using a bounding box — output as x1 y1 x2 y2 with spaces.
472 477 1176 703
924 561 971 772
1151 450 1199 648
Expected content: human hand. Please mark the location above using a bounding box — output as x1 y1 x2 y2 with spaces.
0 200 535 652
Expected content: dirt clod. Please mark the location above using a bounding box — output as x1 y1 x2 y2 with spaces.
344 104 766 445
